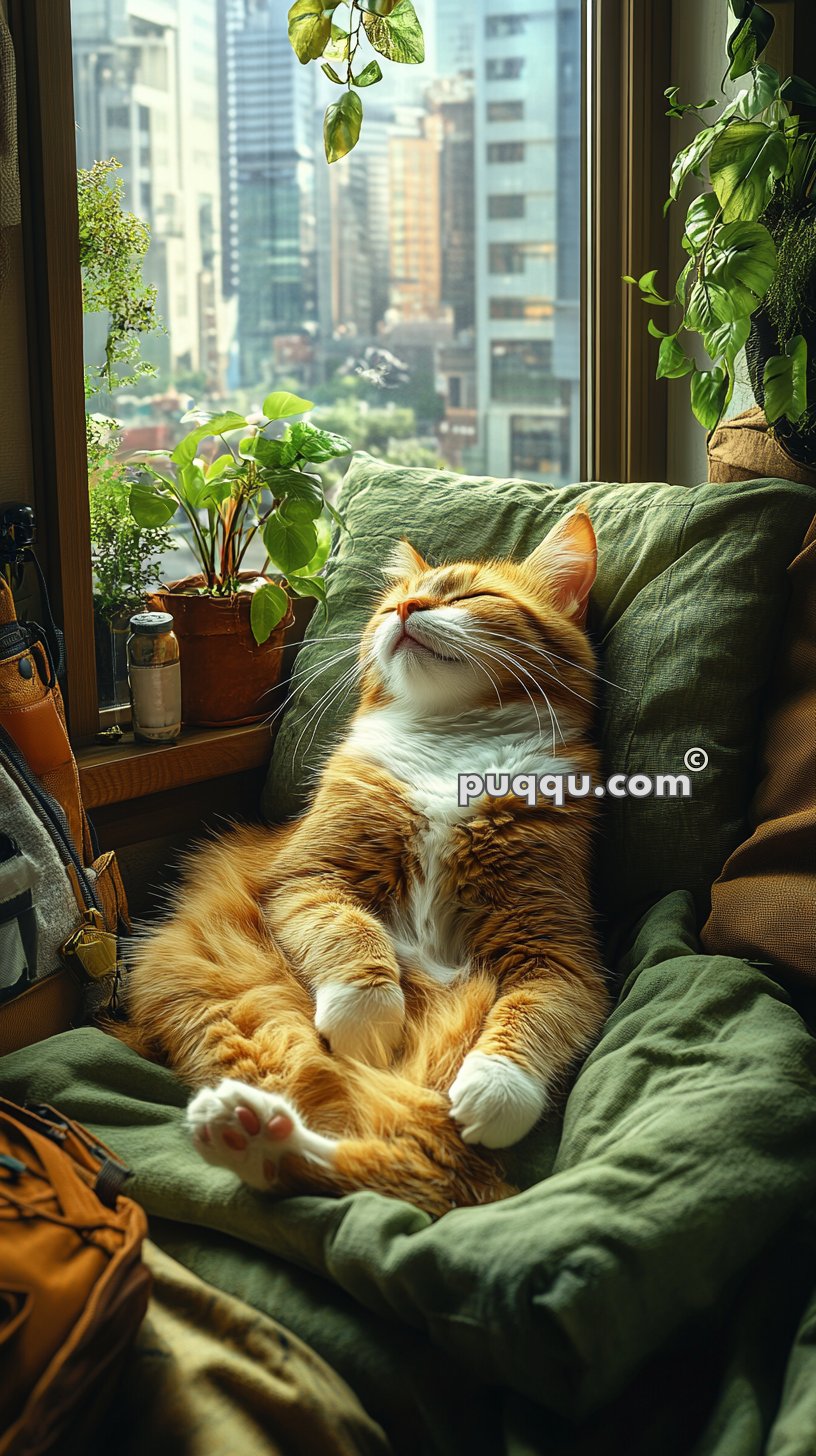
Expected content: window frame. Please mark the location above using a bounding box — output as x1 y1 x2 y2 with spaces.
11 0 676 746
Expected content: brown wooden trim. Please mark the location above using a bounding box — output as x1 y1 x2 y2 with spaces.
77 722 275 809
90 770 267 854
589 0 671 483
9 0 98 743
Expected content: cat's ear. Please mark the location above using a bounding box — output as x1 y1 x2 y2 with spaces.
522 507 597 620
382 539 428 583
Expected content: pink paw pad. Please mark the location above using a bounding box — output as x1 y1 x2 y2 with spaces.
236 1105 261 1136
221 1128 247 1151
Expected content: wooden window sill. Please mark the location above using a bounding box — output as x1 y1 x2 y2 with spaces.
77 722 274 809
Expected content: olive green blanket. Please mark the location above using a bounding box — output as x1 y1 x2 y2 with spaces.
2 891 814 1455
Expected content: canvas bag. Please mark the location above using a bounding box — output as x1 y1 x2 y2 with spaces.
0 574 129 1053
0 1097 152 1456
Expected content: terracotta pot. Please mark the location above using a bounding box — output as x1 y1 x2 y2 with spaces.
149 574 294 728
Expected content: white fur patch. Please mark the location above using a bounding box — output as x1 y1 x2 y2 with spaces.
314 980 405 1066
343 701 576 983
448 1051 548 1148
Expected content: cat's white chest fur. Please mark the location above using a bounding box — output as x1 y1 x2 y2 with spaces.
344 704 574 983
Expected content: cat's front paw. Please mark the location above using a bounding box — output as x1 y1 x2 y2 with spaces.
449 1052 548 1148
315 979 405 1067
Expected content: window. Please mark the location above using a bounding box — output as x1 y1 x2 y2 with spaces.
487 141 526 164
511 414 571 478
489 242 555 274
487 100 525 123
490 297 554 320
13 0 592 732
488 194 526 220
486 57 526 81
486 17 528 39
491 342 554 404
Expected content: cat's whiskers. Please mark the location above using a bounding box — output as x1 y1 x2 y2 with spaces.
260 645 362 728
472 629 597 712
292 650 373 763
463 634 566 753
474 627 628 695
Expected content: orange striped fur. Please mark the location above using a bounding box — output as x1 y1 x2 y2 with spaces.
118 509 610 1218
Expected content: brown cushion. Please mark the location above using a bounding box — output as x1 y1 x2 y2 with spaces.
707 406 816 486
701 512 816 987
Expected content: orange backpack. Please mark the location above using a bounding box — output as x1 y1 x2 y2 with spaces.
0 1098 151 1455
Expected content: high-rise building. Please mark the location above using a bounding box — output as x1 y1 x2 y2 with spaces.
217 0 317 388
72 0 224 389
474 0 581 484
434 0 475 79
388 120 443 325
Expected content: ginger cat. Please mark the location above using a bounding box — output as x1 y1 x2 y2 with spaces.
120 508 610 1218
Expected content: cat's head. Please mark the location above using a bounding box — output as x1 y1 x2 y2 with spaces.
359 508 598 722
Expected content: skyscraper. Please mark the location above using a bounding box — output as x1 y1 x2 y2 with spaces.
72 0 224 388
474 0 581 484
434 0 475 79
217 0 317 388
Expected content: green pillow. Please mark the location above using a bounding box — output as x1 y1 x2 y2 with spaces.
262 454 814 929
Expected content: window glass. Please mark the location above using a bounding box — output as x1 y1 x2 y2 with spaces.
71 0 584 705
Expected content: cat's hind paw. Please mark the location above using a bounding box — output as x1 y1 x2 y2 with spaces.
449 1052 548 1149
186 1078 336 1190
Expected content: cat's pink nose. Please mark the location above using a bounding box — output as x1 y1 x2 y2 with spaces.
397 598 424 623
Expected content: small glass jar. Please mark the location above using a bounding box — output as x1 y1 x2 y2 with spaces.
127 612 182 744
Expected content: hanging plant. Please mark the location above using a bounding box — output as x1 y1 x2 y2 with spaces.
288 0 426 162
627 1 816 460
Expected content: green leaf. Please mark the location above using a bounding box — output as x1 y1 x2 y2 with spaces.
353 59 383 87
288 422 353 462
675 257 694 306
178 460 208 508
669 121 729 201
725 63 781 121
647 318 675 339
363 0 425 64
262 507 319 576
686 281 741 334
781 75 816 109
273 469 325 517
727 6 774 80
171 412 247 467
205 453 234 480
321 61 344 85
324 24 350 61
690 367 728 429
286 574 328 608
324 90 363 164
261 391 314 421
706 219 777 303
763 335 808 423
250 582 290 646
704 315 751 365
657 335 694 379
288 0 331 63
129 474 178 528
240 435 297 469
709 121 789 221
682 193 719 254
301 511 332 575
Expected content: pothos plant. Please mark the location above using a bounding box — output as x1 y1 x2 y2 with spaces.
288 0 425 162
126 391 351 645
627 1 816 438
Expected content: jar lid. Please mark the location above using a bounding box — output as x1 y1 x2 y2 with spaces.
129 611 174 634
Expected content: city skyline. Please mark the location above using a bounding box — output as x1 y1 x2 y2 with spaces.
71 0 582 485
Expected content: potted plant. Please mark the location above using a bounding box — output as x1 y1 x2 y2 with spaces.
88 416 176 708
628 1 816 466
127 390 351 727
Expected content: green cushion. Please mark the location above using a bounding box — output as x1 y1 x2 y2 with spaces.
262 454 815 926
